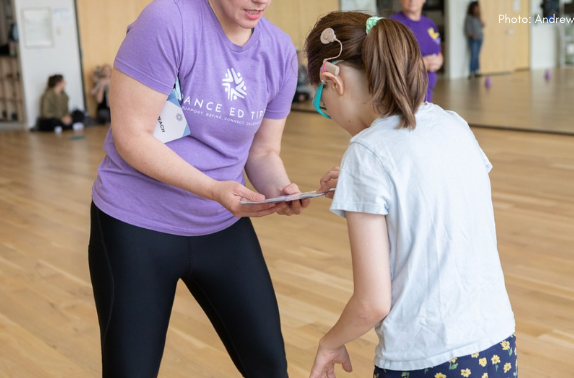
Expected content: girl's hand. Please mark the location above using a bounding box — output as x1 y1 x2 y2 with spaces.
212 181 277 218
276 183 311 216
309 344 352 378
317 166 339 199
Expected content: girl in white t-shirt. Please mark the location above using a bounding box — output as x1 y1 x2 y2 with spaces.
305 12 517 378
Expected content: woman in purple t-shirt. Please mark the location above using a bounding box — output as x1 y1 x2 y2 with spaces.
89 0 308 377
391 0 443 102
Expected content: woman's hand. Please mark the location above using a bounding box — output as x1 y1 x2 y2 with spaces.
309 344 352 378
276 183 311 216
423 53 444 72
212 180 277 218
317 166 339 199
61 114 72 124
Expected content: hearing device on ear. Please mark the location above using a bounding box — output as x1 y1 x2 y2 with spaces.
320 61 340 77
319 28 343 82
320 28 337 44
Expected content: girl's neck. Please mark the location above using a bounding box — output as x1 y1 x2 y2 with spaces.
350 102 426 136
347 105 378 137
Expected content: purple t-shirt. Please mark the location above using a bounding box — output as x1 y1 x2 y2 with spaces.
92 0 297 236
390 12 442 102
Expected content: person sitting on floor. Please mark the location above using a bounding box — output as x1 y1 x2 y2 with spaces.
91 64 112 124
38 74 84 132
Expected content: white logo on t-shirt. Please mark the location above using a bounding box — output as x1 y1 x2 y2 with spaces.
222 68 247 101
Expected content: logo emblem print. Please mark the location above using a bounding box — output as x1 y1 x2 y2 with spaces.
176 113 183 122
222 68 247 101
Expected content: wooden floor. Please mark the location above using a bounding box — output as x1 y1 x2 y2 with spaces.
292 67 574 135
0 112 573 377
433 68 574 135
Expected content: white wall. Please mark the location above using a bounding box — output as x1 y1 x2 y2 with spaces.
530 0 561 69
445 0 470 79
341 0 377 13
14 0 84 127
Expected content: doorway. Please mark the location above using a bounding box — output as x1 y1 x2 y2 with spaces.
480 0 530 74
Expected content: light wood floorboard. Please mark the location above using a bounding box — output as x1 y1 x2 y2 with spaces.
292 68 574 135
0 112 573 377
433 68 574 135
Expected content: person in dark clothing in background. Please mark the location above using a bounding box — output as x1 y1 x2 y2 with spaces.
465 1 485 79
38 75 84 132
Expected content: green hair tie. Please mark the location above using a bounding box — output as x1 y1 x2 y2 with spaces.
366 16 384 34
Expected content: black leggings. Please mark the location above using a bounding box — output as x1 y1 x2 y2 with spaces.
38 110 84 131
89 202 288 378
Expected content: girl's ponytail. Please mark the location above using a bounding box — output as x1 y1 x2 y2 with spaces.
362 19 427 129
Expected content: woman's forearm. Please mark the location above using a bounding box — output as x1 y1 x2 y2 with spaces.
115 132 218 200
245 151 291 198
110 69 218 201
92 81 105 103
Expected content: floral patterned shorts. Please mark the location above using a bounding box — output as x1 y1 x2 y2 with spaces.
374 335 517 378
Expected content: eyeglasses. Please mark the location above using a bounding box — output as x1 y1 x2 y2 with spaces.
312 60 340 120
312 82 331 119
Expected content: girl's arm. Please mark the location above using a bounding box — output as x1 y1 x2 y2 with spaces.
110 68 277 218
245 117 310 216
310 211 392 378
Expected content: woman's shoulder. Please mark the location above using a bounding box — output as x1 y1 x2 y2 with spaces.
389 11 405 21
128 0 181 31
41 88 55 99
135 0 198 24
140 0 182 14
420 14 438 28
257 17 296 65
259 17 294 48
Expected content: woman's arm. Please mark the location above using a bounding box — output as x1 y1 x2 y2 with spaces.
110 68 277 218
91 79 106 104
465 16 473 38
310 211 392 378
423 52 444 72
245 117 310 215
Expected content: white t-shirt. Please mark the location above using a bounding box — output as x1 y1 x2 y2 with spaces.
331 103 515 371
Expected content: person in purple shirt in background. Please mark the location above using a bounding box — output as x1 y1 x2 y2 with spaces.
89 0 309 377
391 0 443 102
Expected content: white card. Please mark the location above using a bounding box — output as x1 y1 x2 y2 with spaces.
153 85 190 143
240 189 335 205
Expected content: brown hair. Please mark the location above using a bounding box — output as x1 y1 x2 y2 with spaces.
304 12 427 129
467 1 479 16
46 74 64 90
